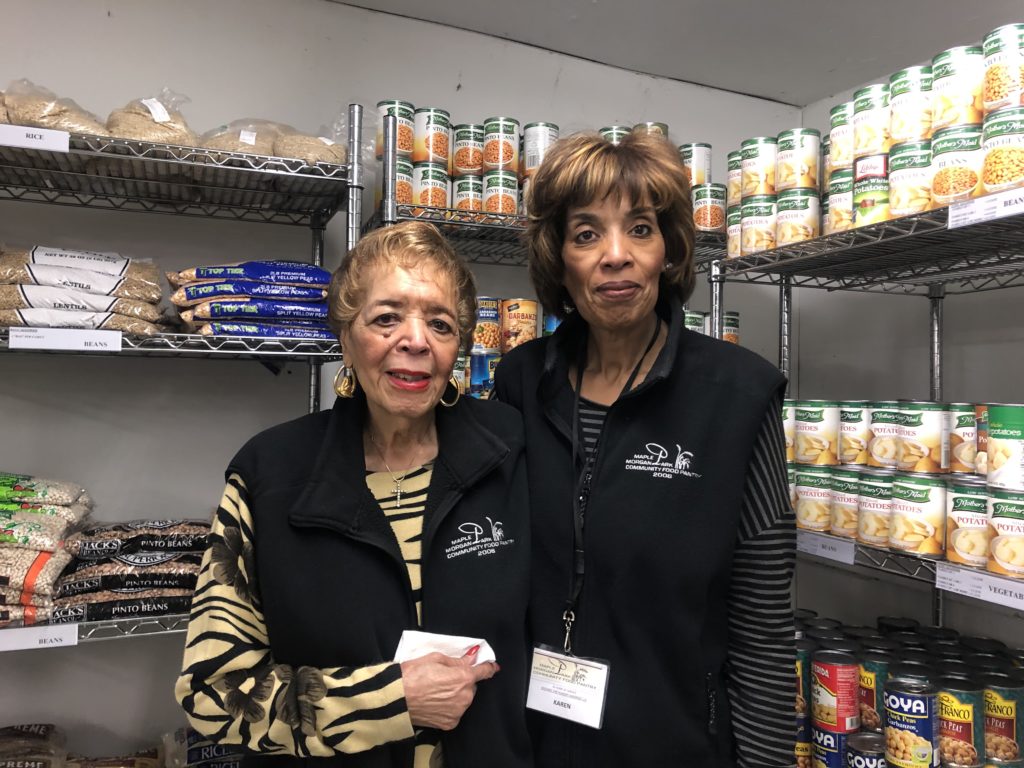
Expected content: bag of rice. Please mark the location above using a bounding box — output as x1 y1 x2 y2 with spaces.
169 280 327 307
4 79 108 136
273 133 347 165
200 119 296 156
0 91 9 125
106 88 196 147
162 728 243 768
166 261 329 288
0 286 160 322
198 322 335 340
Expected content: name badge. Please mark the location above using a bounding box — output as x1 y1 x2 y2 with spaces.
525 645 610 729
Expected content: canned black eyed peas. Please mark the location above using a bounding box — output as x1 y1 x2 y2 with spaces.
938 675 985 768
984 673 1024 763
860 650 893 733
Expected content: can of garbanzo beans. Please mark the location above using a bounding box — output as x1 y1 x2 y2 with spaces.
983 24 1024 114
889 141 933 217
413 107 451 163
831 102 855 170
375 99 415 158
776 188 820 246
828 168 854 233
473 298 501 354
726 205 742 258
692 183 727 232
482 170 519 215
679 143 713 186
741 136 778 197
931 124 984 205
981 106 1024 194
452 124 485 176
412 162 449 208
453 175 483 212
777 128 821 191
600 125 631 145
853 84 892 159
500 299 538 353
483 116 520 173
889 66 934 144
727 150 743 206
932 46 985 132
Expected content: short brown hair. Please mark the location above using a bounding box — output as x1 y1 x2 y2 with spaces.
525 131 696 317
328 221 477 352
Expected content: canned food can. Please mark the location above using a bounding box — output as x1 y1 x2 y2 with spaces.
946 476 992 568
830 466 861 538
633 121 669 136
777 128 821 191
796 400 841 466
542 312 560 336
727 150 743 206
683 310 705 334
855 153 890 181
741 136 778 197
692 183 727 232
890 141 934 217
821 192 831 234
500 298 538 353
599 125 631 144
452 124 485 176
483 170 519 215
798 637 816 715
473 296 501 353
983 24 1024 114
776 188 820 245
723 310 740 344
469 352 500 399
938 676 986 767
797 715 812 767
848 731 887 767
853 175 890 227
976 405 990 476
412 162 449 208
890 66 935 144
740 194 777 255
982 106 1024 193
452 354 469 395
861 651 893 732
890 472 947 557
680 142 713 186
523 122 559 178
726 205 743 258
822 135 832 192
898 401 949 474
813 649 861 733
932 46 985 132
789 463 798 510
785 398 798 462
988 404 1024 491
812 727 849 768
859 468 895 547
987 488 1024 578
932 124 984 204
453 175 483 212
796 466 833 531
868 402 903 468
377 157 414 209
375 99 415 157
483 116 520 173
984 674 1024 761
854 83 892 159
829 168 855 233
885 679 939 768
841 401 871 465
412 107 451 163
831 101 855 170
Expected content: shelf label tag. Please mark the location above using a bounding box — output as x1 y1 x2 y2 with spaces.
0 623 78 652
936 562 1024 612
8 327 121 352
948 188 1024 230
0 124 70 153
796 530 857 565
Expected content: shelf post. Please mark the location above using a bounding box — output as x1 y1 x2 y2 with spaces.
346 103 363 255
308 220 327 414
382 114 398 226
929 284 945 402
710 259 724 339
779 276 793 389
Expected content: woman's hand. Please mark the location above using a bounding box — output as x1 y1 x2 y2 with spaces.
400 647 499 730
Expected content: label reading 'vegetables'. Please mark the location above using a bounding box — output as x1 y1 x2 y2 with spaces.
7 327 121 352
935 561 1024 611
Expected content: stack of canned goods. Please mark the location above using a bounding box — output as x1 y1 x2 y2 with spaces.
682 309 740 344
785 399 1024 578
793 610 1024 768
463 296 543 398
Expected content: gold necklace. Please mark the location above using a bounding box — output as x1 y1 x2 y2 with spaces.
370 435 413 507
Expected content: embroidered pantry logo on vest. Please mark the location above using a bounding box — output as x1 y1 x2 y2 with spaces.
625 442 703 480
445 516 515 560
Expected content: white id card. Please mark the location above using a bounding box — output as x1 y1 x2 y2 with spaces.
526 645 610 729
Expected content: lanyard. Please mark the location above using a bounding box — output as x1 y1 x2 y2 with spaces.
563 319 661 653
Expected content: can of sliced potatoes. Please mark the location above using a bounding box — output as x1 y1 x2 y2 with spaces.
987 487 1024 578
947 403 979 474
897 401 949 474
776 128 821 192
741 136 778 198
599 125 631 145
982 106 1024 194
831 466 862 539
858 468 895 547
726 205 742 258
853 174 890 228
776 188 820 246
680 143 713 186
830 102 855 171
868 401 902 469
821 136 832 194
840 401 870 465
789 463 798 511
727 150 743 207
693 183 727 232
987 403 1024 491
983 23 1024 114
889 66 934 144
888 141 933 217
931 124 984 205
741 194 777 255
821 192 830 235
976 404 990 477
945 476 991 567
890 472 947 558
784 398 798 463
932 45 984 132
828 168 854 233
795 400 841 466
796 465 833 531
853 83 892 159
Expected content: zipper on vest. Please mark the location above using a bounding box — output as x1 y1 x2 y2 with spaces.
705 672 717 735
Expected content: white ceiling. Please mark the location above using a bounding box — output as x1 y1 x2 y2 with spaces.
333 0 1024 107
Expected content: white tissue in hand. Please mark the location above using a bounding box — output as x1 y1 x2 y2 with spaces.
393 630 497 666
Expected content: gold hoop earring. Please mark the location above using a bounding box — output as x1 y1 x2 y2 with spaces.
334 366 357 398
440 375 461 407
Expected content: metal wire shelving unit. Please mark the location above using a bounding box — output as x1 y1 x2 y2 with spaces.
76 613 191 643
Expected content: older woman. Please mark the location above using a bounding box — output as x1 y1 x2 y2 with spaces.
494 132 795 768
177 221 532 768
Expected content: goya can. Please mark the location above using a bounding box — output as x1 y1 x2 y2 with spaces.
831 466 861 539
938 676 986 768
859 468 895 547
726 205 742 258
890 473 947 558
983 24 1024 114
727 150 743 206
898 401 949 474
469 352 500 400
796 466 833 531
741 136 778 197
813 649 861 733
977 405 991 477
984 674 1023 763
777 128 821 191
982 106 1024 193
988 404 1024 491
946 476 991 568
890 141 934 217
633 121 669 137
797 714 812 767
776 188 820 245
931 124 984 204
932 46 985 132
740 194 777 255
869 402 904 469
813 726 849 768
499 298 538 353
796 400 841 466
861 651 893 732
829 168 855 233
452 124 485 176
412 107 451 163
483 116 520 173
831 102 855 170
599 125 631 145
848 732 887 767
375 99 414 157
723 311 740 344
523 122 559 179
854 84 892 158
885 679 939 768
987 488 1024 578
841 401 871 465
453 175 483 212
483 170 518 215
692 183 727 232
472 296 500 353
680 142 712 186
854 174 890 228
785 398 798 463
412 162 449 208
890 66 935 144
